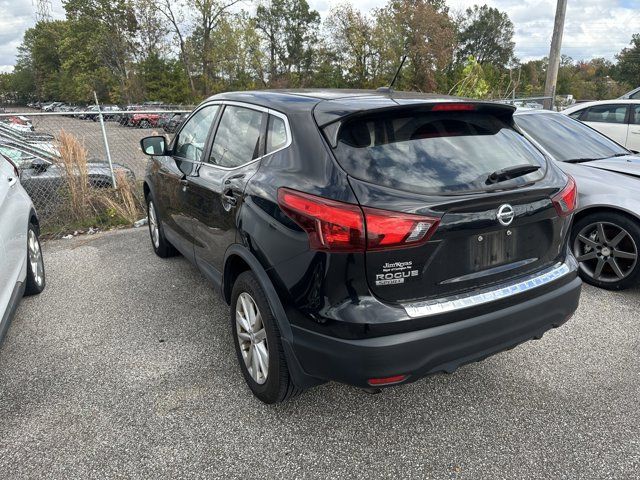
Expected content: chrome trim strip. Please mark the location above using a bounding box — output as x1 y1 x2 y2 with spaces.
403 263 571 318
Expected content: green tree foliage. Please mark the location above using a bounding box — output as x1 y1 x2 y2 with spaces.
615 34 640 87
255 0 320 86
457 5 515 67
451 56 490 98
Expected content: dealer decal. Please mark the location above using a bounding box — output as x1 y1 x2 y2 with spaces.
375 261 419 286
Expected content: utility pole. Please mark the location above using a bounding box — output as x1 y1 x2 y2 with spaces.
544 0 568 110
33 0 53 22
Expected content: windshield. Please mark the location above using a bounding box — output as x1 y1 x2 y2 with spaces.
514 112 629 162
332 110 546 195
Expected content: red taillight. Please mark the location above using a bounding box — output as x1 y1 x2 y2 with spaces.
363 207 440 251
431 103 476 112
277 188 365 252
552 175 577 217
277 188 440 252
367 374 408 386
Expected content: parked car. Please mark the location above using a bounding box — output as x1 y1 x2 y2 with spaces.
515 109 640 290
0 141 134 214
619 87 640 100
130 113 160 128
162 113 189 134
42 102 63 112
0 153 45 344
140 90 581 404
562 100 640 153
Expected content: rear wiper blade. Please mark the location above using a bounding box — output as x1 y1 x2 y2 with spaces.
486 164 541 184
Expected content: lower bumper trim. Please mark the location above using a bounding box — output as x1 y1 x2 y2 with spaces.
403 262 571 318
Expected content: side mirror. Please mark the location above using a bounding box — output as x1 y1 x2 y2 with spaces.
140 136 167 156
31 158 49 173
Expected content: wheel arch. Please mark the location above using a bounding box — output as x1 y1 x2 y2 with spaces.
573 205 640 228
222 244 322 390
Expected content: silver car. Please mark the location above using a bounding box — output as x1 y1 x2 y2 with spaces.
514 109 640 290
0 154 46 343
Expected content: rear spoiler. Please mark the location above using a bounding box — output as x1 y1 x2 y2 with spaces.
320 101 516 148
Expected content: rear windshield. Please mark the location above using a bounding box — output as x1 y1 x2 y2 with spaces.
332 110 546 195
514 112 629 162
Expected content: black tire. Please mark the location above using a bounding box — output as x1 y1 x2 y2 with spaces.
140 120 150 129
146 195 178 258
230 271 303 404
571 211 640 290
24 222 46 296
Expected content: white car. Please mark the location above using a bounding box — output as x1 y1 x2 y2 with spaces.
562 100 640 153
0 154 45 343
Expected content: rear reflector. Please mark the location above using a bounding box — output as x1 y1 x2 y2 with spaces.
432 103 476 112
552 175 577 217
367 375 408 386
277 188 440 252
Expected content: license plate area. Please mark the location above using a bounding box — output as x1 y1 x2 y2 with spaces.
470 229 516 270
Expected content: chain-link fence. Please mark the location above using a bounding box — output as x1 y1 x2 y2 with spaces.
0 107 191 236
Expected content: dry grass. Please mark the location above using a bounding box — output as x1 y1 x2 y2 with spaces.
48 130 144 234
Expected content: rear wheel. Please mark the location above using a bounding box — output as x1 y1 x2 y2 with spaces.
230 271 302 404
571 212 640 290
146 195 178 258
139 120 150 128
25 223 45 296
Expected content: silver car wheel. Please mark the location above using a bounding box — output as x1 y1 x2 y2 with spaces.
28 229 44 287
235 292 269 385
573 221 638 283
148 201 160 249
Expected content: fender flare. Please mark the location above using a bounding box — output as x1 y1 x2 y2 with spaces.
222 244 324 389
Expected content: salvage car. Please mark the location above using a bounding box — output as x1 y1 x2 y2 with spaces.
515 109 640 289
140 90 581 404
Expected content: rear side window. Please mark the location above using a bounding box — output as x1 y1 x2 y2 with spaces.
266 115 287 154
632 105 640 125
582 104 628 124
332 110 546 195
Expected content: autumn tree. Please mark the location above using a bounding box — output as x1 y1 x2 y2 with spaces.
457 5 515 67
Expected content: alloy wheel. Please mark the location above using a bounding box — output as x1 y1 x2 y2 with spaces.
235 292 269 385
28 229 44 287
573 221 638 283
148 201 160 248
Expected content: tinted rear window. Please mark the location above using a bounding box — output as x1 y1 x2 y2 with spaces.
332 110 546 195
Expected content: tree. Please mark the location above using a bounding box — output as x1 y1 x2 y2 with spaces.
615 34 640 87
324 3 376 87
255 0 321 86
372 0 456 92
450 56 489 98
457 5 514 67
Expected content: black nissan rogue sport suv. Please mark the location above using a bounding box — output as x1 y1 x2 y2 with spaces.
140 90 582 404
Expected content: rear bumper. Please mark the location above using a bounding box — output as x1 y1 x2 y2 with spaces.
288 275 581 388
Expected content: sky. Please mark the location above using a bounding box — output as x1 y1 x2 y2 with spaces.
0 0 639 73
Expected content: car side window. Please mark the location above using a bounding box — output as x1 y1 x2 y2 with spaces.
582 104 628 124
568 110 584 120
209 106 264 168
630 91 640 100
174 105 219 162
0 145 34 168
632 105 640 125
266 115 288 154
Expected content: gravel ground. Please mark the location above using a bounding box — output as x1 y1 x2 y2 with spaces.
1 228 639 479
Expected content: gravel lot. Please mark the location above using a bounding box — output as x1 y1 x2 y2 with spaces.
1 228 639 479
